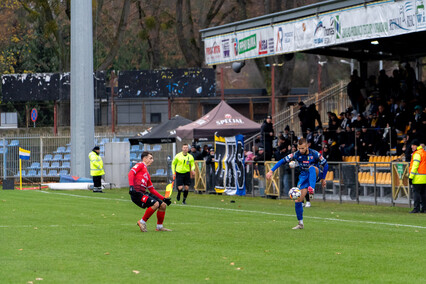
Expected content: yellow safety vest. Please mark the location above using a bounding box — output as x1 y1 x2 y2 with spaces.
172 152 195 174
409 146 426 184
89 151 105 176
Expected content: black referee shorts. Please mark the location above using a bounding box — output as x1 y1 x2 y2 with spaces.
176 172 191 187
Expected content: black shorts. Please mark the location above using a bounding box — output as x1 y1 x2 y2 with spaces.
130 191 163 209
176 172 191 187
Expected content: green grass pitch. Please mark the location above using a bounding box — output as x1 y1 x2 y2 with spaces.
1 189 426 283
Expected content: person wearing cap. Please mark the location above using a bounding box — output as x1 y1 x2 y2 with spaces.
260 115 275 161
88 146 105 193
409 139 426 213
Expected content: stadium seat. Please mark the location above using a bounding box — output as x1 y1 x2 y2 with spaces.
130 153 138 160
0 147 7 154
59 169 69 176
43 154 53 161
8 140 19 147
0 140 8 147
144 144 151 151
55 146 66 154
130 145 140 153
99 138 110 145
112 137 120 142
122 138 130 143
27 170 37 177
50 162 60 169
152 169 165 176
14 170 26 177
152 145 162 151
100 145 105 153
42 162 50 169
65 146 71 153
37 170 47 177
48 170 58 177
52 154 62 161
28 162 40 170
63 154 71 161
61 162 71 169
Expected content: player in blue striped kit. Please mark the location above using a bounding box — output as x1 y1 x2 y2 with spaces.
266 138 328 229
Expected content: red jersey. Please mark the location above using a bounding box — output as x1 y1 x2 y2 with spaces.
128 162 164 200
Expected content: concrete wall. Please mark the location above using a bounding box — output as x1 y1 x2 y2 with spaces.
103 142 130 188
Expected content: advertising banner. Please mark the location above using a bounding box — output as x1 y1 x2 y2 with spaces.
204 0 426 65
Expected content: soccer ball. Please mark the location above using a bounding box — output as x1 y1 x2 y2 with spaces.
289 187 301 200
289 161 297 168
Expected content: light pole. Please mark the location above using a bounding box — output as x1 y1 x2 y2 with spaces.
265 63 283 121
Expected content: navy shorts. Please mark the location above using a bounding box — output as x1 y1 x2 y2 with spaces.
130 191 163 209
176 172 191 187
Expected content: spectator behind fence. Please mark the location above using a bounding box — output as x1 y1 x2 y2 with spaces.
298 102 309 137
260 115 274 161
205 148 216 192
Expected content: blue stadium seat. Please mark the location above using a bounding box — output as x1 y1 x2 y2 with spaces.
65 146 71 153
27 170 37 177
130 145 140 153
112 137 120 142
28 162 40 170
43 154 53 161
59 169 69 176
152 145 162 151
48 170 58 177
50 162 60 169
63 154 70 161
122 138 130 143
8 140 19 147
37 170 47 177
144 144 151 151
55 146 66 154
100 145 105 153
0 140 8 147
42 162 50 169
14 170 26 177
152 169 165 176
0 147 7 154
130 153 138 160
61 162 71 169
99 138 110 145
52 154 62 161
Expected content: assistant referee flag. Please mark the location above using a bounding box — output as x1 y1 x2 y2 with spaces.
19 147 30 160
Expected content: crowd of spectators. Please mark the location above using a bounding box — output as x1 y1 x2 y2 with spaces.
252 66 425 165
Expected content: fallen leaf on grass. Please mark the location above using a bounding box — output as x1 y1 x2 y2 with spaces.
336 252 341 255
205 278 210 280
19 249 23 251
415 230 419 233
27 281 33 284
36 278 43 280
132 270 140 274
34 227 38 230
104 252 110 255
221 200 224 202
236 267 243 270
230 262 235 266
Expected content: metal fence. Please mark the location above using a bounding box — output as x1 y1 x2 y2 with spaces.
194 159 411 207
273 80 350 136
0 136 175 186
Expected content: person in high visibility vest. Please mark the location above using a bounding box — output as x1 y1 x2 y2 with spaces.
408 139 426 213
172 144 195 205
89 146 105 193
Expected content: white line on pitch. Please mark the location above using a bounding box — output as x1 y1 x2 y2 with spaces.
34 190 426 230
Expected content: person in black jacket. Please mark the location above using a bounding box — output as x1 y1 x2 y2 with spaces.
205 148 216 192
260 115 275 161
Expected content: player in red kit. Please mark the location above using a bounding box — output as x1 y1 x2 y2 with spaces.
128 151 172 232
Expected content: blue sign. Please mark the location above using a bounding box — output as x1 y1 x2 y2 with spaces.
31 108 38 122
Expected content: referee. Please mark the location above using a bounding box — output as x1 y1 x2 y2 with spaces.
172 144 195 204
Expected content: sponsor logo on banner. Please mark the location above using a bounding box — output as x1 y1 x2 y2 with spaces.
258 37 268 55
276 27 284 51
222 39 230 58
232 38 238 56
238 34 256 54
196 114 210 126
314 17 336 45
390 1 416 31
216 114 244 126
416 0 425 26
205 41 221 61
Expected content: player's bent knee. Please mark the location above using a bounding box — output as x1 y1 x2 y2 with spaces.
160 202 167 210
152 201 160 209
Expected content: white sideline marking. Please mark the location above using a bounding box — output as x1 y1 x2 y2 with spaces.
30 191 426 230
